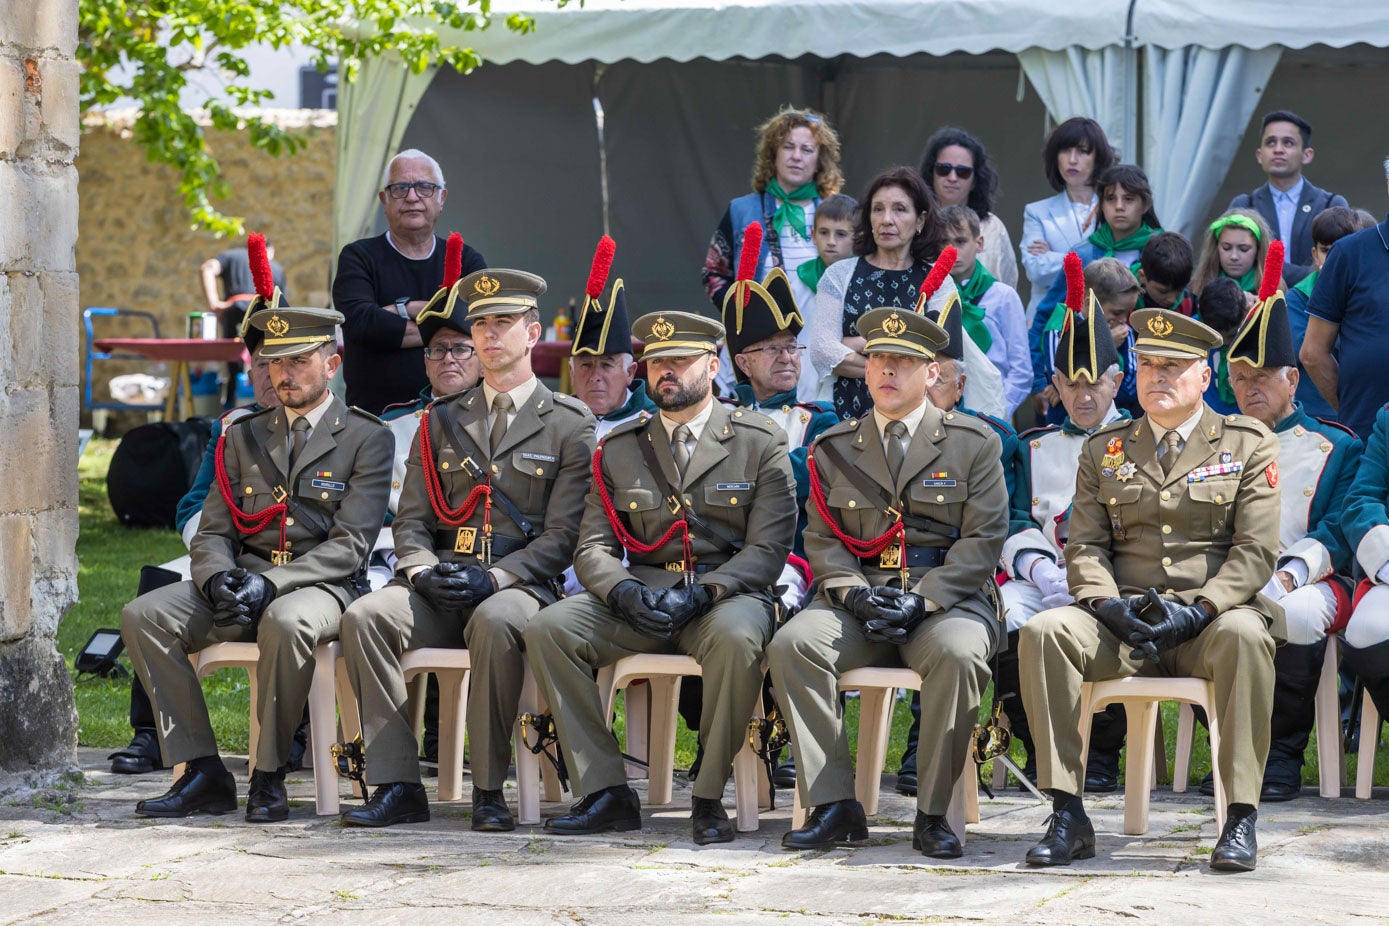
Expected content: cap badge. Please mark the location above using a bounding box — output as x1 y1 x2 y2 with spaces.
473 275 501 297
1146 315 1174 338
266 315 290 338
651 317 676 341
882 313 907 337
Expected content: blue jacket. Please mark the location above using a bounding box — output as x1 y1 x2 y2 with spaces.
1340 404 1389 580
1272 403 1361 579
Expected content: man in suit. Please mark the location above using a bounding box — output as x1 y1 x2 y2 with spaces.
1020 308 1281 873
339 269 596 830
525 311 796 845
1228 110 1347 286
121 305 394 822
768 306 1008 859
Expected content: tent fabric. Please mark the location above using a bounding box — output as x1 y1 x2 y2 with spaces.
1017 46 1133 161
1142 44 1283 241
1132 0 1389 52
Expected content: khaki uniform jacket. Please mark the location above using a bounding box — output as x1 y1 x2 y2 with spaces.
393 381 596 605
1066 404 1285 641
805 403 1008 637
191 395 395 609
576 401 796 601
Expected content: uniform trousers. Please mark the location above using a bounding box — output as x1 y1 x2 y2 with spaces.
524 592 774 802
767 593 996 816
341 582 540 788
121 580 342 771
1020 605 1276 806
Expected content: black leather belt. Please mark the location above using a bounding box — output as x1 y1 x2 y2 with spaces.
859 545 948 570
434 529 528 559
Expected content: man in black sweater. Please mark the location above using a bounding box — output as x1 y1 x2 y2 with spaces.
332 148 486 413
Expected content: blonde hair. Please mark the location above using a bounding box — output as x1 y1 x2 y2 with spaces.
750 107 844 198
1192 208 1280 293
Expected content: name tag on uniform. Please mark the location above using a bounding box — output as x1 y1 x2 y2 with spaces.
921 479 957 487
716 482 751 491
1186 462 1242 483
521 452 558 463
311 478 346 491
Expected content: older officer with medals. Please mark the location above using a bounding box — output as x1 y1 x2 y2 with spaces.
525 311 796 845
121 301 394 822
340 269 596 830
767 276 1009 860
1020 307 1281 873
569 235 656 439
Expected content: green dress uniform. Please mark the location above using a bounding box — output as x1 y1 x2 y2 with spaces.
121 307 394 775
1020 309 1283 809
341 269 596 790
525 312 797 806
767 306 1009 821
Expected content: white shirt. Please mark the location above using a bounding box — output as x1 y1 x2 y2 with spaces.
283 392 334 462
482 376 539 432
1270 176 1305 251
659 397 716 447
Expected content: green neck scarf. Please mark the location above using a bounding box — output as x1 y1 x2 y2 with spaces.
1294 270 1319 299
1215 346 1236 404
766 179 817 240
1088 222 1159 258
955 260 996 353
1224 267 1260 293
796 256 828 293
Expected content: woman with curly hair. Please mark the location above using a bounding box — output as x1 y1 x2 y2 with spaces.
918 126 1018 289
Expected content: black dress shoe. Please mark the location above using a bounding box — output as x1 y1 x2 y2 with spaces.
772 757 797 789
545 785 641 835
1024 809 1096 866
895 771 918 797
1084 770 1118 793
109 730 165 775
691 796 735 845
134 765 236 818
781 799 869 850
341 782 430 827
1199 771 1216 796
245 769 289 823
1210 808 1258 872
912 812 962 859
472 788 516 832
1260 778 1301 802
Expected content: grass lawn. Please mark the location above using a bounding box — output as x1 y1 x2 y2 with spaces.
64 437 1380 789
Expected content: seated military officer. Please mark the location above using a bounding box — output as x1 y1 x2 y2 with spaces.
569 235 656 439
1001 261 1131 791
767 305 1009 859
1020 308 1281 873
121 304 394 821
339 269 595 829
525 311 796 845
1226 244 1362 801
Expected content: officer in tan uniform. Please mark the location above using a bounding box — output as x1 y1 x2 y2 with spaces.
339 269 596 830
767 306 1008 859
1020 308 1281 873
122 304 394 822
525 311 796 845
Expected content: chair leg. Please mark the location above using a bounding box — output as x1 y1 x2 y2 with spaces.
732 734 760 832
1121 699 1159 836
308 644 341 815
964 761 980 825
406 672 428 742
1205 691 1226 834
1172 702 1195 793
246 666 260 776
792 778 807 829
1357 693 1380 800
516 666 542 826
646 677 681 806
854 687 893 816
624 680 651 779
1152 712 1168 784
435 669 467 803
1316 637 1343 798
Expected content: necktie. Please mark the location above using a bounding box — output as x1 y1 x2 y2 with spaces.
672 424 693 477
885 420 908 483
490 393 513 454
288 416 310 474
1160 429 1182 476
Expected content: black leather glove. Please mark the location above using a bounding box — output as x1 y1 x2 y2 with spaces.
455 564 496 609
1128 587 1213 660
652 583 714 631
841 586 882 624
1091 596 1148 650
862 588 931 644
607 579 674 640
211 567 277 627
413 561 475 615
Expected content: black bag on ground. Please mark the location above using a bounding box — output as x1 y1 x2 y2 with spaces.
107 417 214 528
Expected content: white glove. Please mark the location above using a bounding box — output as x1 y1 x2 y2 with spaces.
1029 557 1070 602
1376 561 1389 586
1259 572 1289 602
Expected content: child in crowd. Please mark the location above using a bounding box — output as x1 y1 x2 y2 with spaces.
939 204 1031 417
1084 257 1142 416
1137 231 1197 315
799 193 857 400
1192 208 1283 295
1196 276 1247 415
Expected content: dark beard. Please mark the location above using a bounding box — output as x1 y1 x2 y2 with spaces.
650 369 710 412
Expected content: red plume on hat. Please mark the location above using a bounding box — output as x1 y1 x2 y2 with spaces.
1061 251 1085 334
913 246 957 313
441 232 464 290
586 235 616 300
736 222 763 307
1258 240 1284 304
248 233 275 302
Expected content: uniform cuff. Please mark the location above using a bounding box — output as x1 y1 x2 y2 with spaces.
1279 538 1330 585
1002 529 1052 578
1357 525 1389 582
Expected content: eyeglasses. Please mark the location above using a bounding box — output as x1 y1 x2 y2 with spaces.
741 344 806 359
384 181 443 200
933 162 975 180
423 344 475 361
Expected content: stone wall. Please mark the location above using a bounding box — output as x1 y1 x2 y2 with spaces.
78 110 336 409
0 0 80 771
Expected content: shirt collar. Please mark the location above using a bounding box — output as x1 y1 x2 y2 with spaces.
873 399 930 442
483 376 539 414
284 392 334 431
1271 176 1305 204
385 230 438 260
1153 405 1205 449
660 396 715 443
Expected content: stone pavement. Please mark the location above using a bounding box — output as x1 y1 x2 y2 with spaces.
2 748 1387 925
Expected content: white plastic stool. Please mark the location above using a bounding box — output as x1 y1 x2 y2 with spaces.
1357 679 1383 800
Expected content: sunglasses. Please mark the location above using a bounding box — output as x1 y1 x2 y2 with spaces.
933 162 974 180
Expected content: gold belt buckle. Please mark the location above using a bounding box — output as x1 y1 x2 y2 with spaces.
272 486 288 504
665 561 684 573
270 549 292 566
454 527 477 554
878 546 901 570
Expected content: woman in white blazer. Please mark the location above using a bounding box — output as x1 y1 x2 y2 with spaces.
1019 117 1119 320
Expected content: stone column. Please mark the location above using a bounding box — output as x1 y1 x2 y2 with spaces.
0 0 79 771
